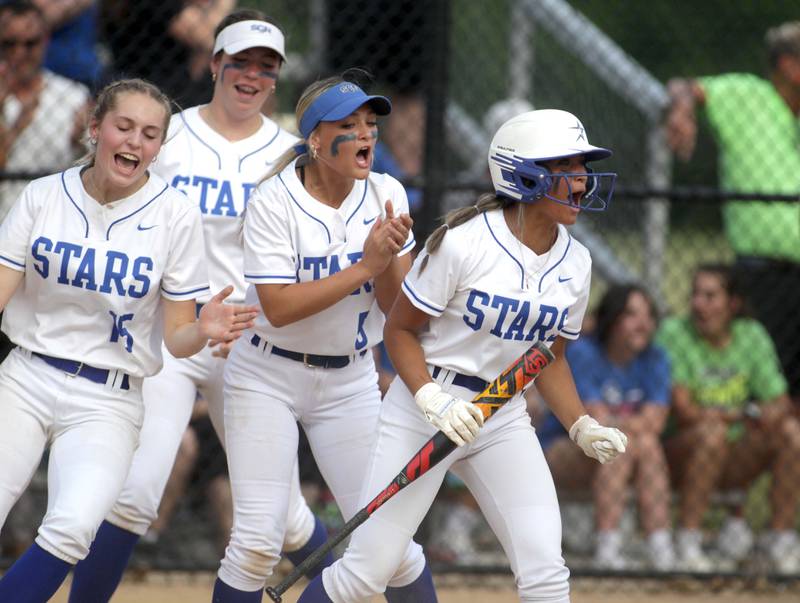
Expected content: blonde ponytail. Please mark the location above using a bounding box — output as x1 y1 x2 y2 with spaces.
258 145 302 185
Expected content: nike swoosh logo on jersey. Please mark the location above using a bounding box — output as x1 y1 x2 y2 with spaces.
558 276 572 283
137 224 158 231
363 216 377 225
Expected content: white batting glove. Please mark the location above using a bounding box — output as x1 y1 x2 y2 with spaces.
569 415 628 464
414 382 484 446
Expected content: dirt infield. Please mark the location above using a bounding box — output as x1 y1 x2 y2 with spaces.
49 573 800 602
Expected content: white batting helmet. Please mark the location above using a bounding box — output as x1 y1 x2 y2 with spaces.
488 109 615 210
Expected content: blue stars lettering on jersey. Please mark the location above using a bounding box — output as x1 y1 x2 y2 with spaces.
300 252 372 295
462 289 568 342
31 236 153 298
171 175 257 217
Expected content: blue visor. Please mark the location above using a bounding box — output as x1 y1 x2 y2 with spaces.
298 82 392 139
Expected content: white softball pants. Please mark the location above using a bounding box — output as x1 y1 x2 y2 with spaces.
323 373 571 603
106 344 315 549
217 338 426 592
0 348 143 564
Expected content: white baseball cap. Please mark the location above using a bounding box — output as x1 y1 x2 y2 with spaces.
213 20 287 62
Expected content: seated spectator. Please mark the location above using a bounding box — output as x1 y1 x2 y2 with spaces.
538 283 674 570
657 263 800 574
0 0 90 220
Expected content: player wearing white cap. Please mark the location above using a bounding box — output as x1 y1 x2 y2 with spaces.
212 75 438 603
0 78 258 603
67 11 331 603
297 109 629 603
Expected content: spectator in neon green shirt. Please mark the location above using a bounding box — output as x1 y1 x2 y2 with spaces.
657 264 800 575
665 21 800 405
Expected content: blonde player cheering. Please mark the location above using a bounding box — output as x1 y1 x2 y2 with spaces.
68 11 331 603
0 78 258 603
297 109 629 603
213 76 437 602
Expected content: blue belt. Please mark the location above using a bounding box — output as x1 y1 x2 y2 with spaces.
250 334 367 369
431 366 488 393
33 352 130 390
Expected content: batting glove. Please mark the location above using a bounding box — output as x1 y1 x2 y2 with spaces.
415 382 484 447
569 415 628 464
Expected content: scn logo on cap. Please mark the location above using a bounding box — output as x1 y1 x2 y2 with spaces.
250 23 271 33
339 83 359 94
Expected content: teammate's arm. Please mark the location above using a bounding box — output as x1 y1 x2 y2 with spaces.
256 215 403 327
374 253 412 315
665 78 706 161
162 285 259 358
373 202 413 314
0 265 24 311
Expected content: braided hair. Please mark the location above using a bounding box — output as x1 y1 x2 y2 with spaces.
419 193 513 271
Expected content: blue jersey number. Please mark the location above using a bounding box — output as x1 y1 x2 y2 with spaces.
355 310 369 351
109 311 134 353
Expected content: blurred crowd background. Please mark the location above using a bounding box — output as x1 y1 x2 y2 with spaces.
1 0 800 584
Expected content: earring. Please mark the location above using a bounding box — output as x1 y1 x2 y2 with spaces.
310 145 319 159
212 72 217 82
270 85 276 93
90 137 97 145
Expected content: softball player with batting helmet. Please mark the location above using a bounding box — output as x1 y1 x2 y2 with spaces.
68 12 330 603
0 77 258 603
212 75 438 602
298 109 630 603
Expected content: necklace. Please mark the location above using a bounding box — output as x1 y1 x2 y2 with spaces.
508 207 558 290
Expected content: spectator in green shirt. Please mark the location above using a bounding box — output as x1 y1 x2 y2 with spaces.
665 21 800 406
657 264 800 575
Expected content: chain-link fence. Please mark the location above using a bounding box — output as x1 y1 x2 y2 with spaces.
1 0 800 590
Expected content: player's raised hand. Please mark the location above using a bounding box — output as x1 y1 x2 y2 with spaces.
361 216 397 276
382 199 413 251
199 285 260 342
569 414 628 464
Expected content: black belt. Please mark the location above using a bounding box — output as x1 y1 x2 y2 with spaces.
250 334 367 369
431 366 488 393
33 352 130 390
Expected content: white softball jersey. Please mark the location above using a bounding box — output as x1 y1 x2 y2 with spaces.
0 167 209 378
242 158 415 355
402 207 591 380
156 107 297 304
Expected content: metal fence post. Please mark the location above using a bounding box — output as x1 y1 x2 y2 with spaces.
418 0 451 244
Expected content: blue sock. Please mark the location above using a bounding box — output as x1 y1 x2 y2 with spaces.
69 520 140 603
0 542 72 603
211 578 263 603
385 562 438 603
284 515 334 579
296 574 333 603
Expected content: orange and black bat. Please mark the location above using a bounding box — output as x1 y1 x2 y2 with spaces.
266 341 555 602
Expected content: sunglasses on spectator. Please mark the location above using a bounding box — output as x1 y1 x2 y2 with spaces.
0 36 44 51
